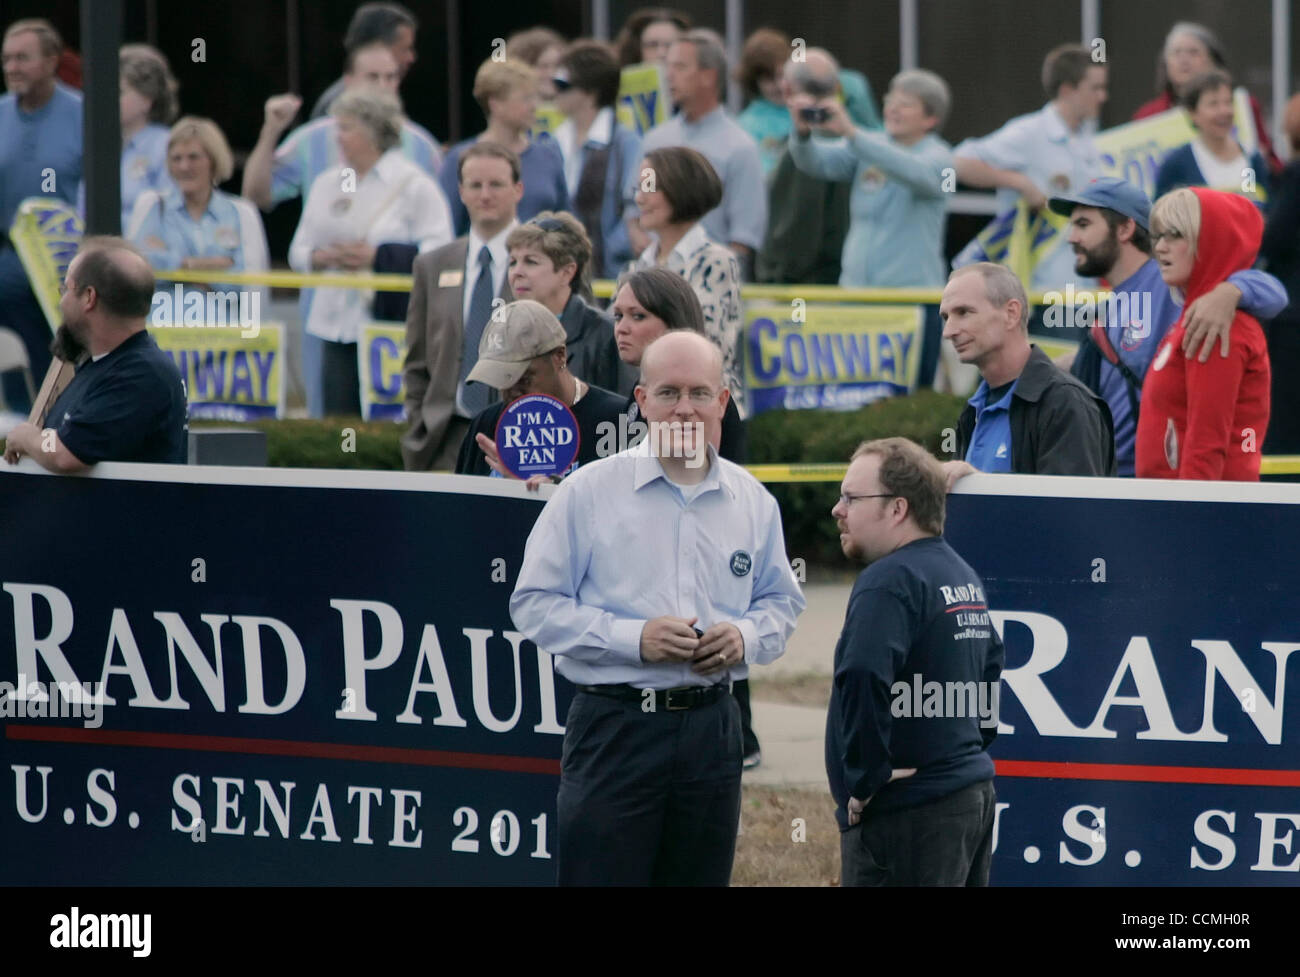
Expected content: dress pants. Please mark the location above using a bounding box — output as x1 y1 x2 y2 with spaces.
319 337 361 416
840 778 996 887
556 688 742 886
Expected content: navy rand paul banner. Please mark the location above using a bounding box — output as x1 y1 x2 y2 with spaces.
745 303 923 413
945 477 1300 885
0 464 565 885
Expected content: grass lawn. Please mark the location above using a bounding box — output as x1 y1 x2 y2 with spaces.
732 785 840 886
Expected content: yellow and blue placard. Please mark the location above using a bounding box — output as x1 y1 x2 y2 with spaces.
358 321 407 422
745 302 924 413
616 62 670 137
10 197 83 332
149 321 285 420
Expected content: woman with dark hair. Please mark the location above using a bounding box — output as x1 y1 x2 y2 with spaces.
613 7 690 67
1153 69 1270 208
633 146 745 416
611 265 745 460
735 27 791 179
1133 22 1281 175
609 264 760 768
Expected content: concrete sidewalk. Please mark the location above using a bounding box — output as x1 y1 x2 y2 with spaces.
742 582 852 789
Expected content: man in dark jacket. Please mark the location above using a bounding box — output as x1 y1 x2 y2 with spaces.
939 262 1115 485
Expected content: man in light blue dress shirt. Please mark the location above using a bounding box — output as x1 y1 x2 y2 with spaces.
511 331 805 885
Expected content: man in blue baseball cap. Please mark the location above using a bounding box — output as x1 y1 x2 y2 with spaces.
1047 176 1287 476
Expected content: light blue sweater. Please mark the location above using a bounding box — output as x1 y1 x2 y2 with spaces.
788 128 952 287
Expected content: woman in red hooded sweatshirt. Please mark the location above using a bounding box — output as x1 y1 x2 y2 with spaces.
1136 187 1271 480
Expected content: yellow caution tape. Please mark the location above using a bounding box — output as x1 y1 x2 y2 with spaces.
1261 456 1300 476
160 268 416 291
746 459 1300 482
159 268 1101 307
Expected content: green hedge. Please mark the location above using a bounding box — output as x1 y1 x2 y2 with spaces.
748 390 966 567
194 418 405 470
198 389 964 565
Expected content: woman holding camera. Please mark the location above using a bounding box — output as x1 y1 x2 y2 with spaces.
788 68 953 288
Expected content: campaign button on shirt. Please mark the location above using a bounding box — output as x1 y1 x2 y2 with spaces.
730 550 752 576
494 393 580 478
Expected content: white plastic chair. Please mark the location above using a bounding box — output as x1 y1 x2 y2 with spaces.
0 326 37 410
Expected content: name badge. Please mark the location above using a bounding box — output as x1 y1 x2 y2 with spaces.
438 270 464 288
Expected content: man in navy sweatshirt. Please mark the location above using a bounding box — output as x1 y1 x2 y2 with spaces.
826 437 1004 886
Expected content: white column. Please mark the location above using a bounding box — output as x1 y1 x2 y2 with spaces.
1274 0 1292 159
591 0 610 42
900 0 918 71
1081 0 1100 45
726 0 744 114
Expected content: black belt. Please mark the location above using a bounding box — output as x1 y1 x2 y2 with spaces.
577 682 731 711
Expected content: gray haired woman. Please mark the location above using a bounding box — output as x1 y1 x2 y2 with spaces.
289 89 453 414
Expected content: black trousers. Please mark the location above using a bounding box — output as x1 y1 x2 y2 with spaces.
732 678 759 755
840 779 996 887
556 688 742 886
320 339 361 416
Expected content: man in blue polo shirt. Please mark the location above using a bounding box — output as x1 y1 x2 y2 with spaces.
939 261 1115 482
1046 177 1288 476
0 18 83 412
3 238 187 471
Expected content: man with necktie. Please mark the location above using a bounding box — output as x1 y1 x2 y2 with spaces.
402 142 521 471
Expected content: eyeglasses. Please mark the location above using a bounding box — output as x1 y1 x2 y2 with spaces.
552 77 573 92
530 217 567 232
649 386 718 406
838 492 896 507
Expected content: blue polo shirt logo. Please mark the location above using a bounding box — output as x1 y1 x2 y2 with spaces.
966 378 1019 473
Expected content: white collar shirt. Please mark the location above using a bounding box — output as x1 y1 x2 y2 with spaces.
289 149 454 342
555 107 615 198
462 220 515 328
510 439 806 689
954 102 1102 289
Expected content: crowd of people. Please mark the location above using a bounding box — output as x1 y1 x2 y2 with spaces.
2 5 1299 887
0 7 1294 466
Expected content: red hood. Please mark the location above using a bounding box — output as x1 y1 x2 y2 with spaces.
1183 188 1263 305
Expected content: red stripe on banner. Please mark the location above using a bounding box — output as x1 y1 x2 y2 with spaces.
943 604 987 612
5 724 561 776
995 759 1300 787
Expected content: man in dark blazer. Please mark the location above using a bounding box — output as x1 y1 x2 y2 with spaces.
402 142 522 471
